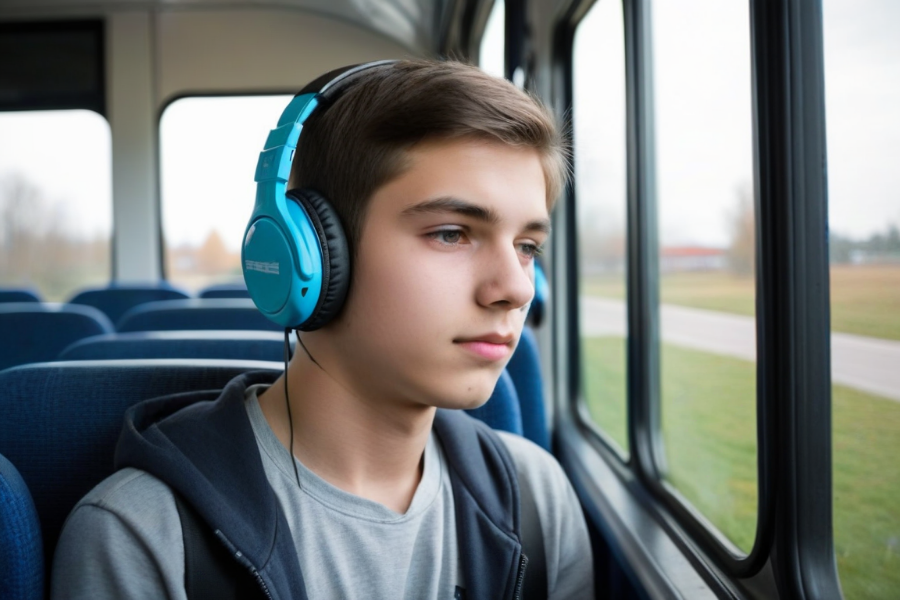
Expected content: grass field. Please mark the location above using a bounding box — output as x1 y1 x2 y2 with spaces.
581 336 900 600
582 264 900 341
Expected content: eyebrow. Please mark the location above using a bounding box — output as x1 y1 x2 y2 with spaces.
400 196 552 234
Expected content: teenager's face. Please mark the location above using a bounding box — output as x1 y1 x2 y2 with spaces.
325 138 550 410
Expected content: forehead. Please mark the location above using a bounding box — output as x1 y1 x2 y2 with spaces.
368 138 549 223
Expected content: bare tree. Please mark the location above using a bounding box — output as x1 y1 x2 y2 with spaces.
727 182 755 276
0 172 110 299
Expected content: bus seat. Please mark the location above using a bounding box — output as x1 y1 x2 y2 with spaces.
0 358 281 573
199 283 251 299
507 327 550 450
59 330 291 362
465 370 524 436
116 298 282 332
68 283 190 324
0 303 114 371
0 452 43 600
0 288 41 303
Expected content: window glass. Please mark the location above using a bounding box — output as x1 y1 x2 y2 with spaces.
160 95 292 293
574 0 629 456
0 110 111 300
651 1 757 552
823 1 900 597
480 0 505 79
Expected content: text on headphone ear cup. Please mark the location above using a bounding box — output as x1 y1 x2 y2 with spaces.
286 188 351 330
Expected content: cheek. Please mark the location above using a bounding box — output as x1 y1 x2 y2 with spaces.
349 242 465 340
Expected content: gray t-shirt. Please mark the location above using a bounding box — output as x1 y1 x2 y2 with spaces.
52 385 593 599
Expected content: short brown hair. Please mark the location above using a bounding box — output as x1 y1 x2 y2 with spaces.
289 59 569 255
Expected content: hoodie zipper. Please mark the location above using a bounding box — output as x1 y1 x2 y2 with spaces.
247 563 274 600
513 553 529 600
216 530 274 600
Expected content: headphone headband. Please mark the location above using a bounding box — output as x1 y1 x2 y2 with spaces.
297 59 396 102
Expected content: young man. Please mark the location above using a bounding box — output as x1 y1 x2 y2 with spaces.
52 59 593 599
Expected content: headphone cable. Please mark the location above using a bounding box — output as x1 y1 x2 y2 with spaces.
284 328 302 489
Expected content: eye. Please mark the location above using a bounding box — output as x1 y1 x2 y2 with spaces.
427 228 467 246
518 242 545 259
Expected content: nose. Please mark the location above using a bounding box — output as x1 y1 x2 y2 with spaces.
475 243 535 311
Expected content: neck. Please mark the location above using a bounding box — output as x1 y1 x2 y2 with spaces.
258 335 435 514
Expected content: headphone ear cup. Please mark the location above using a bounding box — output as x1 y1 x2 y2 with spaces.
286 188 351 330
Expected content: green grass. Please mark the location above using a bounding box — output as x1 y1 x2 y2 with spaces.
581 336 900 599
582 264 900 341
580 335 629 455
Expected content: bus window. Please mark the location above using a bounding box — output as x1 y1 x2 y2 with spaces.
823 1 900 597
480 0 504 79
0 110 112 301
651 1 757 553
574 0 629 457
160 95 292 293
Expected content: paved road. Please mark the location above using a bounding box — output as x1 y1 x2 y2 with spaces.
580 296 900 402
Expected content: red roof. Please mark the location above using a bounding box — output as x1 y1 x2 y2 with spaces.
661 246 726 257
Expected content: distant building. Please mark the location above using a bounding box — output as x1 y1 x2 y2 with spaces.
660 246 727 273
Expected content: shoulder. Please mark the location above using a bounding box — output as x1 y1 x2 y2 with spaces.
68 467 184 540
495 431 572 502
76 467 178 513
52 469 186 600
63 467 184 555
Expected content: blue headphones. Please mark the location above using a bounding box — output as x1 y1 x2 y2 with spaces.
242 60 396 330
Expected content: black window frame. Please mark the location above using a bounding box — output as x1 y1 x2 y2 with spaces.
553 0 842 597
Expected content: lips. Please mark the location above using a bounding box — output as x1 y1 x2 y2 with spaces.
454 333 515 361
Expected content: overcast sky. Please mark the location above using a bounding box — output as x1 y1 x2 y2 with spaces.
0 0 896 252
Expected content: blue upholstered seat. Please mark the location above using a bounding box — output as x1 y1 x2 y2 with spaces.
0 303 114 371
199 283 251 299
68 283 190 324
59 330 291 362
0 452 43 600
117 298 282 332
465 370 524 436
507 327 550 450
0 288 41 303
0 359 282 574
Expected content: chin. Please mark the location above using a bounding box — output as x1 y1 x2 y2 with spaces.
422 371 501 411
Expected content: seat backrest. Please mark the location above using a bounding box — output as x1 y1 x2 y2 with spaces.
0 288 41 303
507 327 550 450
0 303 114 371
59 330 291 362
117 298 282 332
199 283 251 299
68 284 190 324
0 452 44 600
0 358 281 572
465 370 524 436
57 331 524 435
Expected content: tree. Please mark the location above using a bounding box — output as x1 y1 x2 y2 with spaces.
727 183 755 276
0 172 110 299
